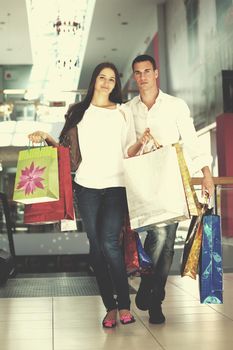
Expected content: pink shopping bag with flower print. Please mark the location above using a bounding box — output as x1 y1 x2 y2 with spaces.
13 146 59 204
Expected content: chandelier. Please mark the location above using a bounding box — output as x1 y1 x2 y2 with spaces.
53 11 85 71
53 16 81 35
26 0 96 101
56 57 79 70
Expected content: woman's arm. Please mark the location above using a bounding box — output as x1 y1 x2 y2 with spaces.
28 131 59 147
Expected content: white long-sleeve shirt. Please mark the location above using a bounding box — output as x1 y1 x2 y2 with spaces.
74 103 136 189
126 90 211 175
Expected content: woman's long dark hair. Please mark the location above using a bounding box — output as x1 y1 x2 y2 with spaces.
59 62 122 142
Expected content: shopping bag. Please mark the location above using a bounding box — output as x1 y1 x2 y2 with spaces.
123 223 140 275
13 146 59 204
180 213 203 279
61 209 77 231
24 146 74 224
199 212 223 304
123 144 189 230
135 232 153 274
123 220 152 276
175 143 202 216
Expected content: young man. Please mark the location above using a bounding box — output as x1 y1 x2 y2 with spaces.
126 54 214 324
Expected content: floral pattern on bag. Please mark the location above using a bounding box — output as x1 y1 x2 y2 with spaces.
16 162 45 195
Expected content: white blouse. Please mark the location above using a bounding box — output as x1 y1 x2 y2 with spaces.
74 103 136 189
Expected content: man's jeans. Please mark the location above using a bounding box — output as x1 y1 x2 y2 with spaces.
74 184 130 311
142 223 178 302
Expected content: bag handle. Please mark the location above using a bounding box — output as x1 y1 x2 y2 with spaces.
139 133 162 155
28 139 46 151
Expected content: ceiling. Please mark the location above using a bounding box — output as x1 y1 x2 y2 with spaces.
0 0 165 93
0 0 32 65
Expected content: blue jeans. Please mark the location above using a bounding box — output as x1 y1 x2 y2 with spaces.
74 183 130 311
142 223 178 302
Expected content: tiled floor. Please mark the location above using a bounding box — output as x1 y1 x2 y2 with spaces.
0 274 233 350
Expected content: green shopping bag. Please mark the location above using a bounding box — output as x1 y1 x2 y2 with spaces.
13 146 59 204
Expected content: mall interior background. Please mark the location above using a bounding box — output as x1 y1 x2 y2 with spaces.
0 0 233 274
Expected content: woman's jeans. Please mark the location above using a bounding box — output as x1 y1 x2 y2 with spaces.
74 184 130 311
142 223 178 302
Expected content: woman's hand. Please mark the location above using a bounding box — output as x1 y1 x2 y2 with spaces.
28 130 48 144
28 131 59 147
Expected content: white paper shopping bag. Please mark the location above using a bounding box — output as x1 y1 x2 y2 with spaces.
123 145 189 230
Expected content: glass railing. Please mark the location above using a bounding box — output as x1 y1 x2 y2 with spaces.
1 178 233 273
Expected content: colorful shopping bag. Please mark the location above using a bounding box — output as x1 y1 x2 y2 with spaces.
13 146 59 204
175 143 202 216
123 145 189 230
199 212 223 304
135 232 153 274
180 211 204 279
24 146 74 224
123 219 152 276
123 223 140 276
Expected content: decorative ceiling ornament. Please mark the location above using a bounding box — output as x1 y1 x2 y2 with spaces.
26 0 96 102
53 16 81 35
56 57 79 70
53 3 86 71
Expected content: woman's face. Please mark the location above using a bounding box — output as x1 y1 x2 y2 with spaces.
94 68 116 96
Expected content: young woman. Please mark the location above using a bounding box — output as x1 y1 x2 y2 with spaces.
28 62 146 328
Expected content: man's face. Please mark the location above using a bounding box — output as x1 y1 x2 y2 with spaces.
133 61 158 91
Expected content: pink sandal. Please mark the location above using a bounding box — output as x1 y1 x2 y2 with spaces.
102 311 117 328
119 313 135 325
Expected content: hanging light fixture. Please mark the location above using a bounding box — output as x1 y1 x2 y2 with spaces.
53 16 81 35
26 0 96 103
53 9 84 71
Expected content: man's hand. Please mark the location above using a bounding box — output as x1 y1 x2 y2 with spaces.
201 166 215 197
138 128 151 145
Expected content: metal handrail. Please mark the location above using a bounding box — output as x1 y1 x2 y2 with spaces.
191 177 233 214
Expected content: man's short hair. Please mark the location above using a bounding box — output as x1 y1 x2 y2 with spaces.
132 54 157 71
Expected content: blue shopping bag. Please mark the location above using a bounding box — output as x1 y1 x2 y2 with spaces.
123 219 152 276
135 233 153 273
199 212 223 304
